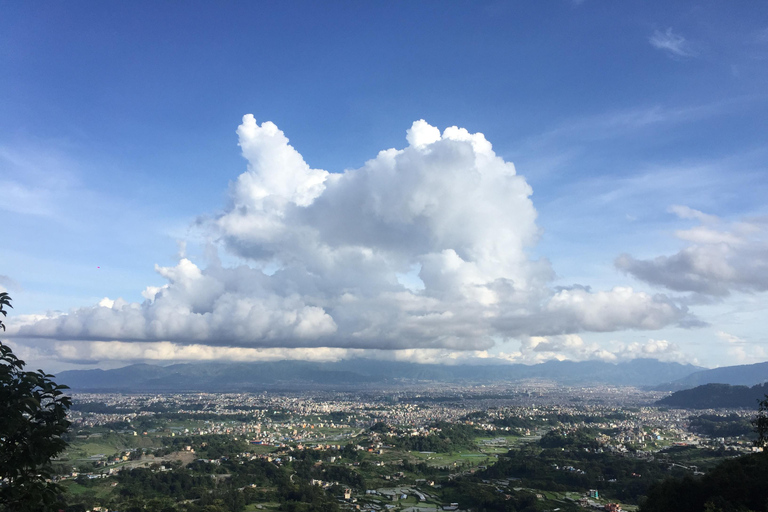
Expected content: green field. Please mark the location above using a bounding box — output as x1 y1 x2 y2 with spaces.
62 432 161 460
61 480 114 500
409 448 497 467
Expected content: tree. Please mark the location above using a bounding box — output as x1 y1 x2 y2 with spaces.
752 394 768 450
0 292 11 332
0 293 72 511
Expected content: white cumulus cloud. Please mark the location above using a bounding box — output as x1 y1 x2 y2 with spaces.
7 117 693 358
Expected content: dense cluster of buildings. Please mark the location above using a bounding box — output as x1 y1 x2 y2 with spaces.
67 384 759 454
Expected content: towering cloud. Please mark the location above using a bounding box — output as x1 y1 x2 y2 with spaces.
9 117 691 354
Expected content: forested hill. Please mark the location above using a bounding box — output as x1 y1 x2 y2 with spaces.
657 382 768 409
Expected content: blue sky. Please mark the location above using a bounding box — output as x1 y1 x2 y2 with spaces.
2 1 768 371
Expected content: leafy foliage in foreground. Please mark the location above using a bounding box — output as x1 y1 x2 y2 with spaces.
640 452 768 512
753 395 768 449
1 293 72 512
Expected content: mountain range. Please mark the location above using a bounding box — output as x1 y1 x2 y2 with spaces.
56 358 706 392
54 358 768 393
655 361 768 391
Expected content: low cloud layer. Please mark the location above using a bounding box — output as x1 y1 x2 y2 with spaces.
7 117 693 357
617 207 768 296
715 330 767 365
514 335 690 364
11 335 691 367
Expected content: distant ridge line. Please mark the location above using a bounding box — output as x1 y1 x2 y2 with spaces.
655 360 768 391
55 358 704 392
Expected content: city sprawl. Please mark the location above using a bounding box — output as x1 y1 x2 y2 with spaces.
55 384 763 512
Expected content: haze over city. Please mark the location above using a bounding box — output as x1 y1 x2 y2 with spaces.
2 1 768 371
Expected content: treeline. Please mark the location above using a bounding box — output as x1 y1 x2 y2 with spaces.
116 467 214 500
441 480 540 512
554 412 629 424
118 459 338 512
538 428 601 450
657 383 768 409
152 434 251 459
478 428 690 503
464 411 628 431
64 452 345 511
70 402 125 414
481 449 669 502
380 421 478 453
157 412 253 423
291 446 366 489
